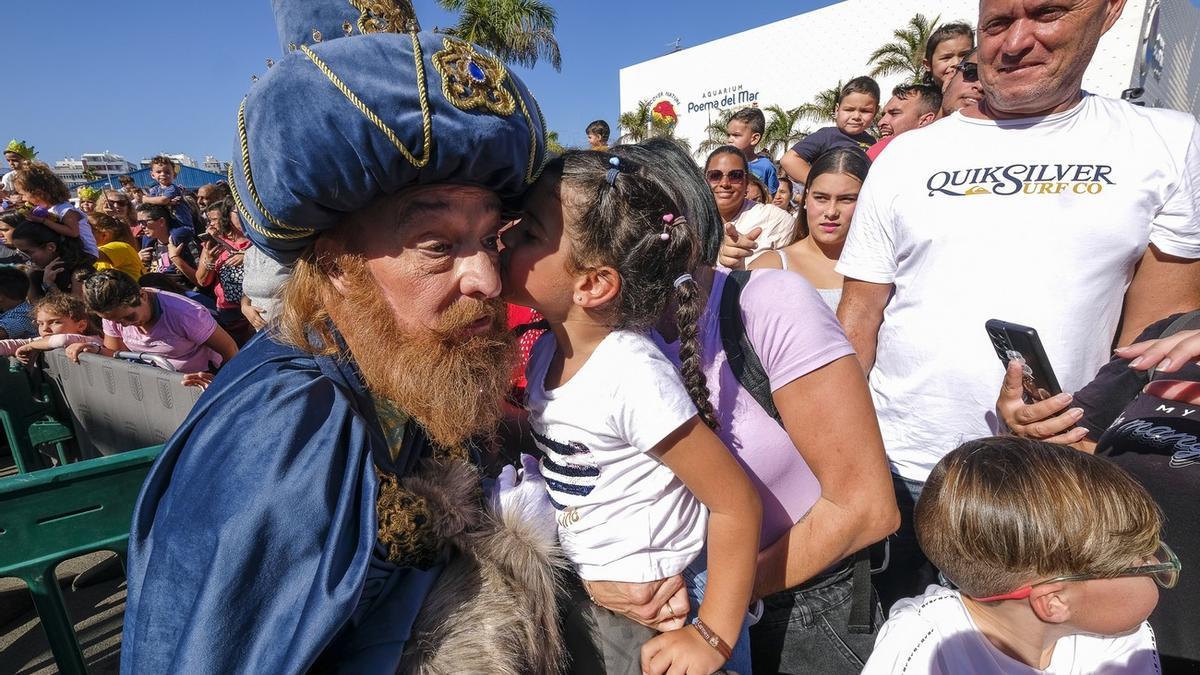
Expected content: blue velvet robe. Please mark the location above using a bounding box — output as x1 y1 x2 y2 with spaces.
120 331 441 674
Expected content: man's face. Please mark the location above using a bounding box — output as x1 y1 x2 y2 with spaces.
977 0 1126 115
318 184 515 448
151 163 174 186
835 93 878 136
196 187 214 209
330 184 505 335
879 95 931 137
941 55 984 115
725 120 760 153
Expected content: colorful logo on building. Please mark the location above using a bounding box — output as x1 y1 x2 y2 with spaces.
650 91 681 131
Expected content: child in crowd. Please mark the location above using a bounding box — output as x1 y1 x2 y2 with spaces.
1 294 100 364
863 437 1175 674
10 221 94 298
142 156 193 228
726 107 779 197
750 148 870 313
500 151 762 675
922 22 976 89
771 175 794 214
12 162 100 258
68 269 237 389
586 119 610 151
781 77 879 185
77 186 100 215
89 213 145 281
746 174 770 205
0 266 36 339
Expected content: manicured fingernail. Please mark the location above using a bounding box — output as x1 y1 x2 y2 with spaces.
1053 393 1072 404
1160 358 1173 370
1129 356 1143 367
1069 408 1084 417
1077 428 1089 436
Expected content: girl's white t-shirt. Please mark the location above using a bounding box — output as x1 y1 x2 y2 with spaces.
863 585 1160 674
50 202 99 258
524 329 706 582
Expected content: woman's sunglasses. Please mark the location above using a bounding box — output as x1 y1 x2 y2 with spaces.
956 61 980 83
706 169 747 184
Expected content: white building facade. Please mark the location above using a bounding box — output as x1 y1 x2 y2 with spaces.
52 152 137 188
619 0 1200 156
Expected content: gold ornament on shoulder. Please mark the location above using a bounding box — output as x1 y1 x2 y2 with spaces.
349 0 410 34
431 38 515 116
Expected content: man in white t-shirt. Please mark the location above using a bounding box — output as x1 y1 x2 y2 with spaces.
837 0 1200 606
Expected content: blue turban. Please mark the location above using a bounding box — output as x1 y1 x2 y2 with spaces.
232 1 547 262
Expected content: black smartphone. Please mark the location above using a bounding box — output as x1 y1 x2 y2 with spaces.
985 319 1062 401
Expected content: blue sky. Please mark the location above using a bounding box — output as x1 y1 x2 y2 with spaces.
10 0 1195 163
4 0 840 164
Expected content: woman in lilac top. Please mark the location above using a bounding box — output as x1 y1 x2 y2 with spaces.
577 139 898 675
67 269 238 389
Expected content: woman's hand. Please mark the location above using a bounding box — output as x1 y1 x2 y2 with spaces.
42 258 65 286
996 359 1089 444
181 372 214 389
1116 328 1200 373
641 625 725 675
718 223 759 269
583 576 690 631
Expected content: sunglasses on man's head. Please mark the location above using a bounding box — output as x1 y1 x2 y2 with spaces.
956 61 980 83
706 169 747 184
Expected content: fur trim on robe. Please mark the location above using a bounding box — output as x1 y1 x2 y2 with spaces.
399 458 567 674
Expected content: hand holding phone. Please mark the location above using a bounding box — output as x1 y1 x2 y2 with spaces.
985 320 1062 402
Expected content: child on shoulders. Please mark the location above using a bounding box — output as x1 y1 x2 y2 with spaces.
864 437 1174 674
782 76 879 185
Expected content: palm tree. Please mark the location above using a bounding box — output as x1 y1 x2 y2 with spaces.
617 99 678 144
795 82 844 125
546 130 567 155
760 105 807 160
436 0 562 71
695 109 737 157
867 13 939 82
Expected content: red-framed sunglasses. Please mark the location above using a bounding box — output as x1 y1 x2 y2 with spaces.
941 541 1181 603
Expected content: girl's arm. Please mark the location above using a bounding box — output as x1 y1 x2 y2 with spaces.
752 356 899 600
642 416 762 674
203 325 238 366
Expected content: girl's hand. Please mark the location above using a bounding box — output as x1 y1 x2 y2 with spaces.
641 625 726 675
14 344 39 365
42 258 65 286
225 252 245 268
1116 328 1200 373
181 372 214 389
584 576 690 631
29 206 51 222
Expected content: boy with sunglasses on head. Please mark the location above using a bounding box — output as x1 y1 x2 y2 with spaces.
864 436 1175 674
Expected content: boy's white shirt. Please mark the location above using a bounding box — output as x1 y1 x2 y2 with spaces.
863 585 1160 675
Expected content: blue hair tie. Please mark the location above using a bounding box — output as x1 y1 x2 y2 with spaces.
605 156 620 188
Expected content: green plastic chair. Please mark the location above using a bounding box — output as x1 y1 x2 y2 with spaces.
0 445 163 674
0 358 75 473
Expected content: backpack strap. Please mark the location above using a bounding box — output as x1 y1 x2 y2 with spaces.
1149 309 1200 382
718 270 781 424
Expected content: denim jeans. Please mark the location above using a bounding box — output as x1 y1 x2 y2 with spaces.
873 474 939 613
748 563 884 674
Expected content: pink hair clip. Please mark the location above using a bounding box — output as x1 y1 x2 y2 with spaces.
660 213 674 241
